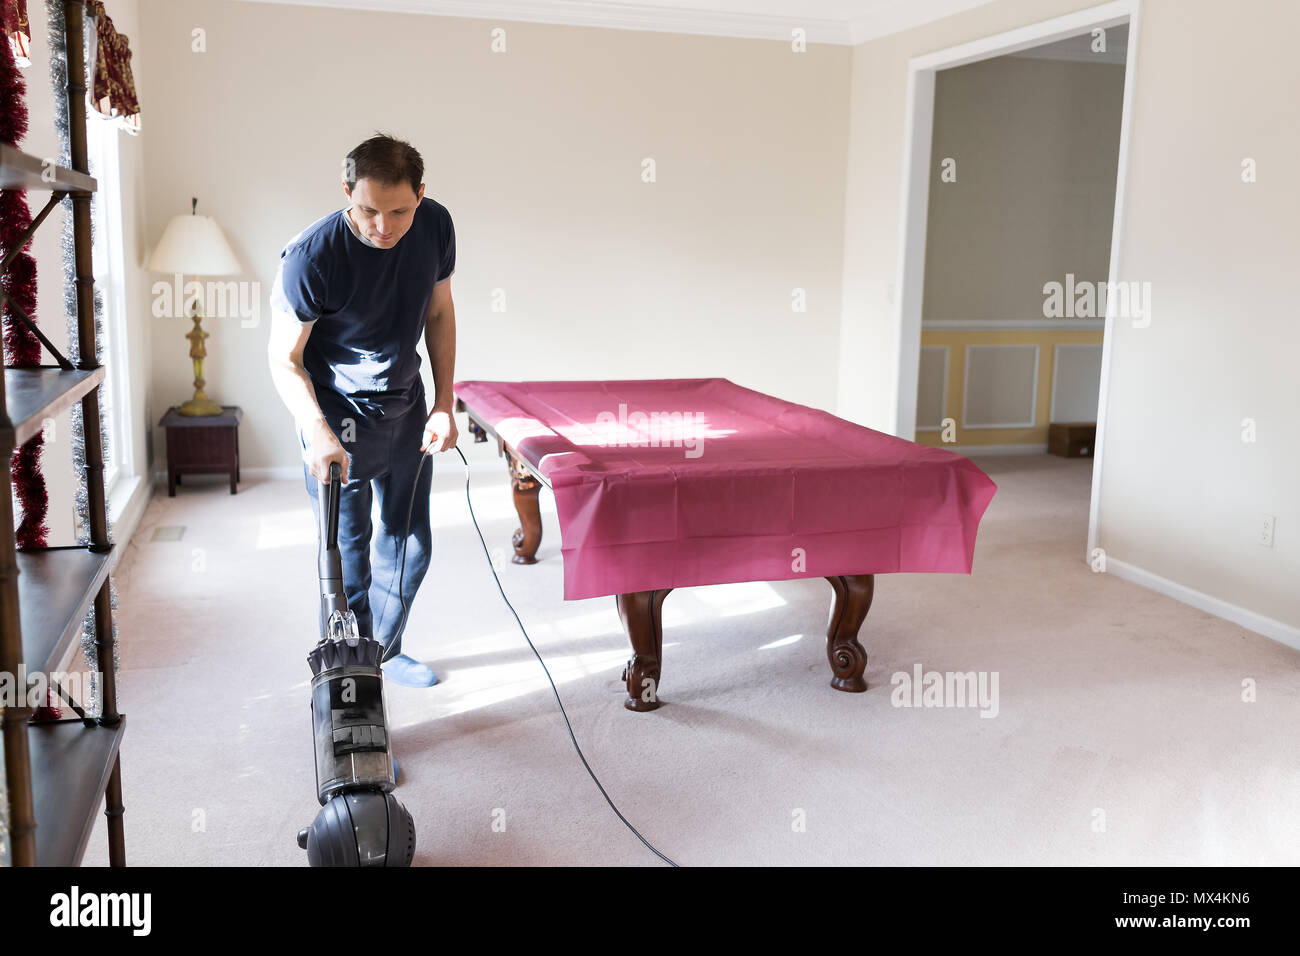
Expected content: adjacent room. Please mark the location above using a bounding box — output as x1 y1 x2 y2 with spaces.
915 26 1125 570
2 0 1297 870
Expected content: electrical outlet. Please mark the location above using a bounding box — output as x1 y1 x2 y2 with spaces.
1258 515 1275 548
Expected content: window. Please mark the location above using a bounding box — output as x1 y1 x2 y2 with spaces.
84 110 132 494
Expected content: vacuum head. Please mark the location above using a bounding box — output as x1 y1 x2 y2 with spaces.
297 791 416 867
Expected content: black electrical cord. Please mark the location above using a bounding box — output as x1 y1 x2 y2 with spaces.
387 442 679 867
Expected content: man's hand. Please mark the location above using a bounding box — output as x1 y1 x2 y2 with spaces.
304 418 351 483
421 407 458 453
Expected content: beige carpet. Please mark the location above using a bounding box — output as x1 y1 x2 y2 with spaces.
82 448 1300 866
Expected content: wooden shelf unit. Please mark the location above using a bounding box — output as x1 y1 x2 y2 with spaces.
0 142 97 193
1 2 126 867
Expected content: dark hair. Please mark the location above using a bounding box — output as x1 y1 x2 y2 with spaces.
344 133 424 196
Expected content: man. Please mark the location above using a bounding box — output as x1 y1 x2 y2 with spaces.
267 133 458 689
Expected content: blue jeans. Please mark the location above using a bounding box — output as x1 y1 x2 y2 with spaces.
300 398 432 661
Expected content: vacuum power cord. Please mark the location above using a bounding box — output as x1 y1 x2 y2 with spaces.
390 443 679 867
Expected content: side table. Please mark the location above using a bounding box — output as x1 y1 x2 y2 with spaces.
159 406 243 495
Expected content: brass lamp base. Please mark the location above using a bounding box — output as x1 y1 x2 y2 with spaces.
178 393 223 416
180 309 222 415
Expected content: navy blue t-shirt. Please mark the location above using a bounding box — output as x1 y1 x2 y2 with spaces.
271 197 455 426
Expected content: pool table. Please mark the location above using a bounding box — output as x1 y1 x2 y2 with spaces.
454 379 996 713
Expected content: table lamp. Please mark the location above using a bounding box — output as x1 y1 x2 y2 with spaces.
146 197 241 416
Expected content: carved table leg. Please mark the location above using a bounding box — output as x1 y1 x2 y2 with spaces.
825 574 874 692
505 449 542 564
617 588 673 712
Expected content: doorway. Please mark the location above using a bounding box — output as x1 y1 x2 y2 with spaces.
892 0 1141 559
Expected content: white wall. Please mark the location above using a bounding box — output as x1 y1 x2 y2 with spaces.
132 0 851 473
1095 0 1299 631
838 0 1300 635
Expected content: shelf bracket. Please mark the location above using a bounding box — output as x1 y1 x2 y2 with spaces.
0 191 67 275
45 675 97 728
0 286 76 371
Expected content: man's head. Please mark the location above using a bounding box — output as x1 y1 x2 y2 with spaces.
342 133 425 249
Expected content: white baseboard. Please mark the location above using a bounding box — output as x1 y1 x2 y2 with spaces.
243 466 304 480
150 466 302 483
106 474 151 573
151 458 509 486
1104 556 1300 654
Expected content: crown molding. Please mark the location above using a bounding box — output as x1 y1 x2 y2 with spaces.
235 0 999 47
847 0 996 45
236 0 851 43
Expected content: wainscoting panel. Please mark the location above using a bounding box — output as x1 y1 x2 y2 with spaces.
963 344 1040 429
915 327 1104 450
1051 343 1103 423
917 346 949 431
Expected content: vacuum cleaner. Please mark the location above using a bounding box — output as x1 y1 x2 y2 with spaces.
296 446 677 866
296 461 416 866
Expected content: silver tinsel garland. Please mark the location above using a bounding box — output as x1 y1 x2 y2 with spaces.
0 1 122 867
0 0 122 868
45 0 119 715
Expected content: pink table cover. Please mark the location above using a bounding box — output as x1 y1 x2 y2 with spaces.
454 378 997 601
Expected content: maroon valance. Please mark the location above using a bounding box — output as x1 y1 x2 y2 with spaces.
2 0 30 66
2 1 141 132
84 0 140 133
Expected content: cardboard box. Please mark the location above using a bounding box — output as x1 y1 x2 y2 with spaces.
1048 422 1096 458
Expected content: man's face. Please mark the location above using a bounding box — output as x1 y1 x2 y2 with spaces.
343 177 425 249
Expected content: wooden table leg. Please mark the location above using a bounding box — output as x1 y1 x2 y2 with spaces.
505 450 542 564
618 588 672 712
825 574 874 692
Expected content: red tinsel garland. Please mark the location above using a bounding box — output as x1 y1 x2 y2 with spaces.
2 24 59 721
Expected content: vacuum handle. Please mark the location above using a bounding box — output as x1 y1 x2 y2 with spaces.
318 461 349 633
319 461 342 551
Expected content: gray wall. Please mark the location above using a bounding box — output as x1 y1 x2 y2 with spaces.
922 54 1125 321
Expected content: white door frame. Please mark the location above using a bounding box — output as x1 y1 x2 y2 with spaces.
890 0 1142 561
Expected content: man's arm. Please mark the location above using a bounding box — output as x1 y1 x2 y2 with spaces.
266 302 351 482
421 278 458 453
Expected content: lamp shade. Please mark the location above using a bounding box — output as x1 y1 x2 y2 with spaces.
146 212 241 275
